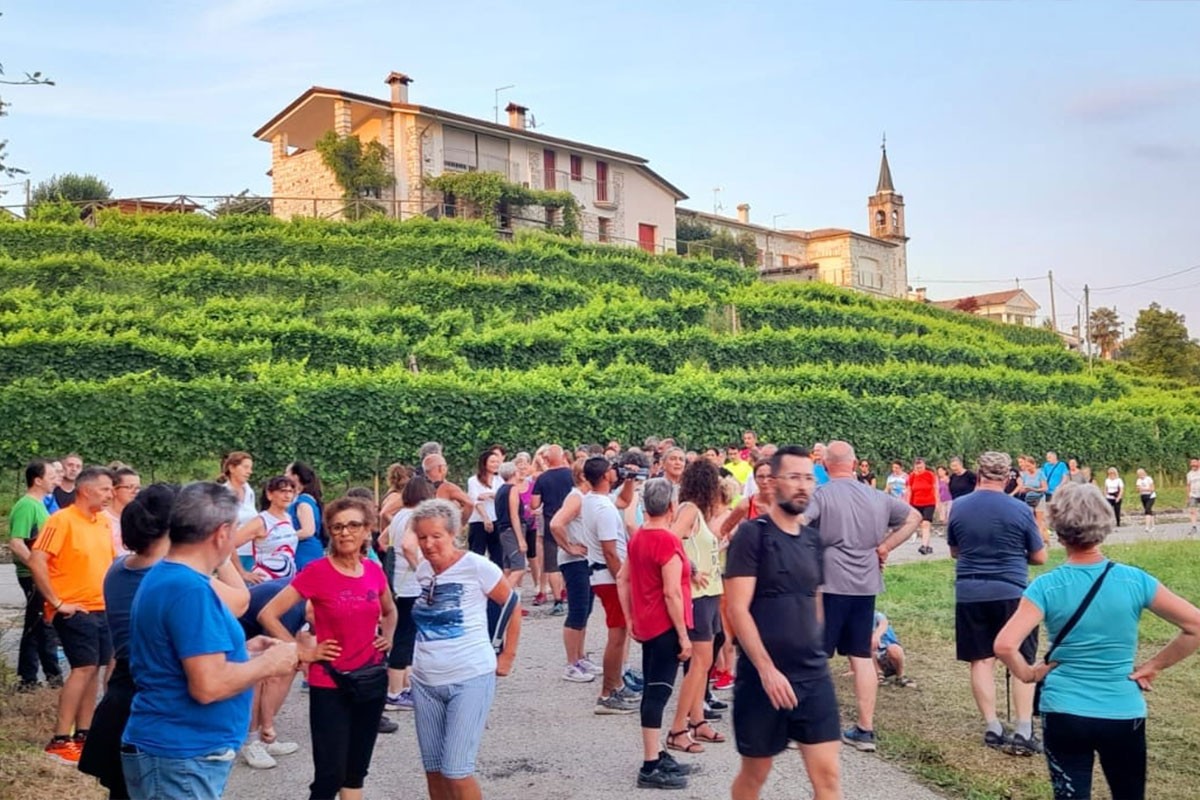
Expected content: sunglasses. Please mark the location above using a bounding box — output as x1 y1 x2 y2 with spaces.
418 574 437 606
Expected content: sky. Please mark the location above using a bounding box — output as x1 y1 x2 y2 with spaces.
2 1 1199 335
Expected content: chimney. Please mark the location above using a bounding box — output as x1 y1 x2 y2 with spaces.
736 203 750 224
385 71 412 104
914 287 927 303
506 102 528 130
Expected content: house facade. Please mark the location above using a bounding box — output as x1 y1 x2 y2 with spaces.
674 146 909 299
253 72 686 253
931 288 1041 327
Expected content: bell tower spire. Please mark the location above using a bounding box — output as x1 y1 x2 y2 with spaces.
877 133 895 193
868 134 906 240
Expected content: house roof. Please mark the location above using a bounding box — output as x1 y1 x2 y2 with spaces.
675 211 898 248
252 86 688 199
932 289 1040 310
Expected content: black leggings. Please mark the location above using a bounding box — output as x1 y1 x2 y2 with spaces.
639 629 682 729
1043 712 1145 800
308 687 386 800
1107 498 1122 527
1140 494 1155 516
467 521 504 568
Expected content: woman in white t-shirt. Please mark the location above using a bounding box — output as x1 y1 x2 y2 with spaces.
466 450 505 567
1135 468 1156 531
221 451 260 580
1104 468 1125 527
236 475 299 581
410 498 521 798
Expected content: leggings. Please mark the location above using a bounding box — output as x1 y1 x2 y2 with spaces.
560 560 594 631
1140 494 1155 516
467 522 504 568
308 687 385 800
1107 498 1122 527
639 629 682 729
1043 712 1145 800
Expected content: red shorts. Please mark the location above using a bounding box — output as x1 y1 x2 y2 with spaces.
591 583 626 630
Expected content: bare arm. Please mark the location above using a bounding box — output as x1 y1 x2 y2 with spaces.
661 557 690 646
235 517 265 548
1130 585 1200 689
259 585 306 645
720 500 749 538
28 550 83 617
400 526 420 570
1028 547 1048 565
670 503 699 539
877 508 923 564
211 559 250 617
294 502 317 541
182 644 298 705
994 598 1052 684
379 493 402 528
549 493 585 555
377 589 397 649
8 537 32 567
614 476 637 510
601 539 622 579
438 483 473 525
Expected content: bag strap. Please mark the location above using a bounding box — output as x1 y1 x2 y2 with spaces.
490 590 519 653
1044 561 1115 663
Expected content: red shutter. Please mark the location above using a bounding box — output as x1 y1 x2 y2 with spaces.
543 150 556 190
570 155 582 181
596 160 609 202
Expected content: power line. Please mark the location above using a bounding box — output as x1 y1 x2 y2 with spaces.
910 276 1043 285
1091 263 1200 293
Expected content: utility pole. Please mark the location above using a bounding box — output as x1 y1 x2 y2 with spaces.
1076 305 1082 350
1084 283 1092 369
1047 270 1057 334
25 178 32 209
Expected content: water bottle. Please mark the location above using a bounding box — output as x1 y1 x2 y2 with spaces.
56 646 68 675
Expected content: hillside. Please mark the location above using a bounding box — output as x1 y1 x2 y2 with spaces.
0 213 1196 478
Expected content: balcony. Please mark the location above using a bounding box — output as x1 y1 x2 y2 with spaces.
541 169 617 207
442 147 523 183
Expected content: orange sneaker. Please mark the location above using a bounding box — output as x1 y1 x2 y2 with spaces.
45 737 81 765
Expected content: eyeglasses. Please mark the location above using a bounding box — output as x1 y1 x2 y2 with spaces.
418 575 437 606
773 473 811 482
114 484 139 492
329 520 368 535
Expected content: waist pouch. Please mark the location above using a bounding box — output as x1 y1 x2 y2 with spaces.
321 660 387 703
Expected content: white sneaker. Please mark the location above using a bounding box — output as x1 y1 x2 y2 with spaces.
563 663 596 683
577 657 602 676
240 740 277 769
265 740 299 756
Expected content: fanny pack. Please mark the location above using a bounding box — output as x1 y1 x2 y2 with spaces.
320 659 387 704
589 561 609 573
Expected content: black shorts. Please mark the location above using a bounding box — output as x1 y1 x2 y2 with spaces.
524 522 538 559
733 669 841 756
542 532 560 574
955 599 1037 663
388 596 418 670
53 611 112 668
822 593 874 658
687 595 723 643
914 504 936 523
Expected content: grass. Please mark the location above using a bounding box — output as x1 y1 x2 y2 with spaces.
849 539 1200 800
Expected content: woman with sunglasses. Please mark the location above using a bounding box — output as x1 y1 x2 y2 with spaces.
260 496 397 800
409 498 522 800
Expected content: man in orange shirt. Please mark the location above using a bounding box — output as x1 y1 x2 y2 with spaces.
29 465 116 765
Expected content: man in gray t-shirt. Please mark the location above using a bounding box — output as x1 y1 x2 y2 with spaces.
801 441 920 753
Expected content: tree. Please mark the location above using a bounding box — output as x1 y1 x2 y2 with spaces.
954 296 980 314
674 217 758 265
1088 306 1122 360
315 131 394 218
0 13 54 183
1124 303 1200 381
30 173 112 208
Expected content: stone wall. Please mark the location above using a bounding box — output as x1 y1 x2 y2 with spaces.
272 149 343 220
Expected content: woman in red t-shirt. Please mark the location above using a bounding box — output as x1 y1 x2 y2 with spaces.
906 458 938 555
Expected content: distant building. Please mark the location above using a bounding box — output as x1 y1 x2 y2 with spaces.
675 144 909 299
252 72 686 253
931 288 1041 327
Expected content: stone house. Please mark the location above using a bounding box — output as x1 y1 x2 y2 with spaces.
252 72 686 253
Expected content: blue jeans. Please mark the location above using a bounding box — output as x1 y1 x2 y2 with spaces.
121 747 236 800
412 672 495 779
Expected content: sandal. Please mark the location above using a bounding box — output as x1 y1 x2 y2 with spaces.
894 676 916 688
689 721 726 744
666 728 704 754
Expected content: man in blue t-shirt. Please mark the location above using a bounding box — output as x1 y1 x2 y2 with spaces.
1039 451 1069 502
122 483 298 800
947 451 1047 757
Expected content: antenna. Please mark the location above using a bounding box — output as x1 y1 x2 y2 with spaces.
493 84 515 124
712 187 723 215
527 113 540 130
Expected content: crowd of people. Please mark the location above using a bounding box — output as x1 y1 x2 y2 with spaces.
5 436 1200 800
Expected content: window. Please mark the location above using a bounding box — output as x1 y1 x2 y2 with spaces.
543 150 556 190
598 217 611 243
875 210 885 230
570 155 583 182
891 209 899 230
596 160 609 203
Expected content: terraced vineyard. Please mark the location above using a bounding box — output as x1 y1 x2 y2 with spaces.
0 213 1196 478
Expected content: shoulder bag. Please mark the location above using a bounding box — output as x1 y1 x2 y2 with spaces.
1033 560 1114 715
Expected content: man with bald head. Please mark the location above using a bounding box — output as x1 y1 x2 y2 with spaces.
422 453 472 528
531 445 571 613
802 441 920 753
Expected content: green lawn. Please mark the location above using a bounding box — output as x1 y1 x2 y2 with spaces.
850 540 1200 800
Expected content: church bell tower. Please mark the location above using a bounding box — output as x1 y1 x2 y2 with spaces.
868 136 907 241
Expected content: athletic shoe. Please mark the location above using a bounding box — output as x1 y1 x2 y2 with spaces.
712 670 734 691
594 694 638 715
563 663 596 683
615 685 643 703
394 688 414 710
521 608 530 617
71 731 88 746
533 592 547 606
44 738 80 765
637 763 688 790
385 692 404 711
841 725 877 752
378 715 399 734
265 740 299 756
240 740 277 769
578 657 602 676
300 679 310 693
657 750 700 776
16 681 39 693
703 703 723 722
551 601 565 616
983 729 1008 750
1004 732 1043 757
623 668 645 693
706 695 729 711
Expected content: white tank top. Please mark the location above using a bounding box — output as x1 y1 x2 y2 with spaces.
252 510 299 580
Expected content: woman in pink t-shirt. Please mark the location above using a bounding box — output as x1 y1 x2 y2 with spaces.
260 496 397 800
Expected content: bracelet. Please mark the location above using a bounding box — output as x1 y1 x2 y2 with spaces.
53 599 63 610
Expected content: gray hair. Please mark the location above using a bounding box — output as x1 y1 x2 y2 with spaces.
514 451 531 465
169 482 238 545
643 478 674 517
418 441 443 460
411 498 463 542
1048 483 1113 548
498 461 517 481
976 451 1012 482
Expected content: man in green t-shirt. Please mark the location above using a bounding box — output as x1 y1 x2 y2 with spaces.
8 459 62 691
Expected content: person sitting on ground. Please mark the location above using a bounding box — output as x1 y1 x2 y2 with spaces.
871 611 914 688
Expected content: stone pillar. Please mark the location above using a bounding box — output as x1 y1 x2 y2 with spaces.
271 133 288 165
334 99 351 136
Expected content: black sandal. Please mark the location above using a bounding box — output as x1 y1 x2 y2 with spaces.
666 728 704 753
689 720 726 743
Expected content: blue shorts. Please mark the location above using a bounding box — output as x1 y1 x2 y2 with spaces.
412 672 496 778
121 746 236 800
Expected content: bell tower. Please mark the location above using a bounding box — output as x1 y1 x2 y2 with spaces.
868 135 907 241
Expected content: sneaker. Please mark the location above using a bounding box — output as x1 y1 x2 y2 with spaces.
637 762 688 790
893 676 917 688
623 668 645 693
564 663 596 683
385 692 405 711
1004 732 1043 757
521 608 530 617
712 670 734 691
394 688 414 710
842 725 877 752
551 601 565 616
46 675 64 689
16 680 39 693
378 715 399 734
703 703 723 722
595 694 638 715
983 729 1008 750
300 679 310 693
578 657 602 676
706 694 729 711
71 731 88 746
240 740 277 769
265 740 299 756
615 685 643 703
657 750 700 776
44 737 80 765
533 592 547 606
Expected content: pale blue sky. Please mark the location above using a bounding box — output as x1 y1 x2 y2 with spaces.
2 1 1199 334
